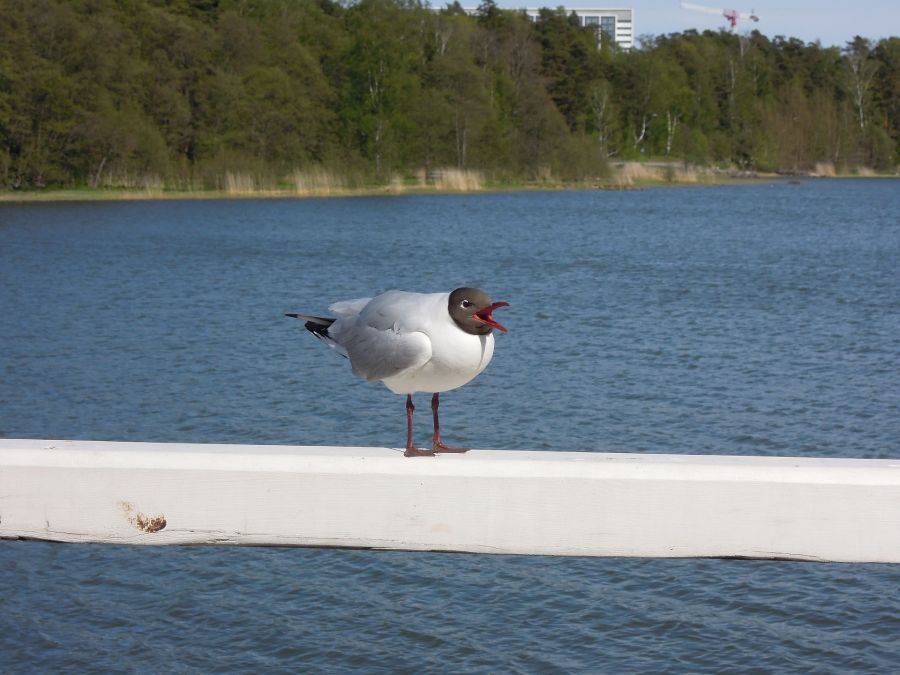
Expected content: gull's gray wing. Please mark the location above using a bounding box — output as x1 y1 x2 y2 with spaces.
335 321 432 382
325 290 440 381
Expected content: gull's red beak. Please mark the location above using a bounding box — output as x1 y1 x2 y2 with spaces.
473 301 510 333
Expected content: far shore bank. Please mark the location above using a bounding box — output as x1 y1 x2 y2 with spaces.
1 170 895 204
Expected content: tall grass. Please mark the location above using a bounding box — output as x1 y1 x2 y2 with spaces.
811 162 837 177
614 162 662 186
386 174 407 193
671 166 699 183
224 171 257 195
98 170 165 192
223 171 279 194
612 162 705 186
289 168 348 196
7 158 785 202
431 168 484 191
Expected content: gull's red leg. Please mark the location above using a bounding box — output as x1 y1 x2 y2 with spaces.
431 393 470 453
404 394 434 458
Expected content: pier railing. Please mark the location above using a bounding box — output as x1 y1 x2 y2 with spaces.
1 439 898 563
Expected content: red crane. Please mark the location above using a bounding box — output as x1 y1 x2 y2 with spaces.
681 1 760 30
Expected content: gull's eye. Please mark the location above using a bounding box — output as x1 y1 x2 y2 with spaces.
461 300 472 308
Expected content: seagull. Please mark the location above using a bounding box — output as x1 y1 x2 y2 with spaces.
286 288 509 457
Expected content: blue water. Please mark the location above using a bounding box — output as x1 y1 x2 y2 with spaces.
1 180 898 671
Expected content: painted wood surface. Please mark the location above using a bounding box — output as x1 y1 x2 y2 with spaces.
1 439 898 562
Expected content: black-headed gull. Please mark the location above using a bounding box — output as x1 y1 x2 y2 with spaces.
287 287 509 457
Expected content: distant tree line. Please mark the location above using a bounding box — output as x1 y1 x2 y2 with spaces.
0 0 897 189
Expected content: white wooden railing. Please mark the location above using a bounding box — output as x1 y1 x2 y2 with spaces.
1 438 898 563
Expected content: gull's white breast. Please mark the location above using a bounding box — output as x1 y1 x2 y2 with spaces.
380 293 495 395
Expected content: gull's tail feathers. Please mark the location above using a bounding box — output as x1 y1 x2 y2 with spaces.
285 313 347 358
285 313 334 336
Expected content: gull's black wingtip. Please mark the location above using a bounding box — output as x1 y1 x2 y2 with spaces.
285 312 335 338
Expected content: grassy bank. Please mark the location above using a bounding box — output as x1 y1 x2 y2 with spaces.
3 163 894 204
0 165 787 203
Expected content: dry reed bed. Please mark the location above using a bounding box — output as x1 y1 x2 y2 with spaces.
612 162 705 186
13 162 893 203
85 164 701 197
811 162 837 177
431 168 484 191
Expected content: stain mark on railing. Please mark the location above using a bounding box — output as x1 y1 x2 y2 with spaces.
119 501 167 533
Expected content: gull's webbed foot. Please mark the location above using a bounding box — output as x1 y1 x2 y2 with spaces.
405 445 436 458
432 441 470 454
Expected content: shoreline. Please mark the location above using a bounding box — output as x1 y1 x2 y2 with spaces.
0 173 894 204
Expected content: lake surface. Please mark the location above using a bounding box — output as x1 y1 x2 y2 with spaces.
1 179 898 671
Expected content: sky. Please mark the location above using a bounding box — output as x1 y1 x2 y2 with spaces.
492 0 899 47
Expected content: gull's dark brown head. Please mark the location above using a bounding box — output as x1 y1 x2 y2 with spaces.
448 287 509 336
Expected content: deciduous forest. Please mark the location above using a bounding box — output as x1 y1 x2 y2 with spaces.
1 0 897 190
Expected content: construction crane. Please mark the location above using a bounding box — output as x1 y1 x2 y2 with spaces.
680 1 759 30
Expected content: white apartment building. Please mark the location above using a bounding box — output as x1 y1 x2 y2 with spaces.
464 7 635 50
524 8 634 49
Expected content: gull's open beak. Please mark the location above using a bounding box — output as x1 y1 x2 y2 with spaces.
473 301 510 333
